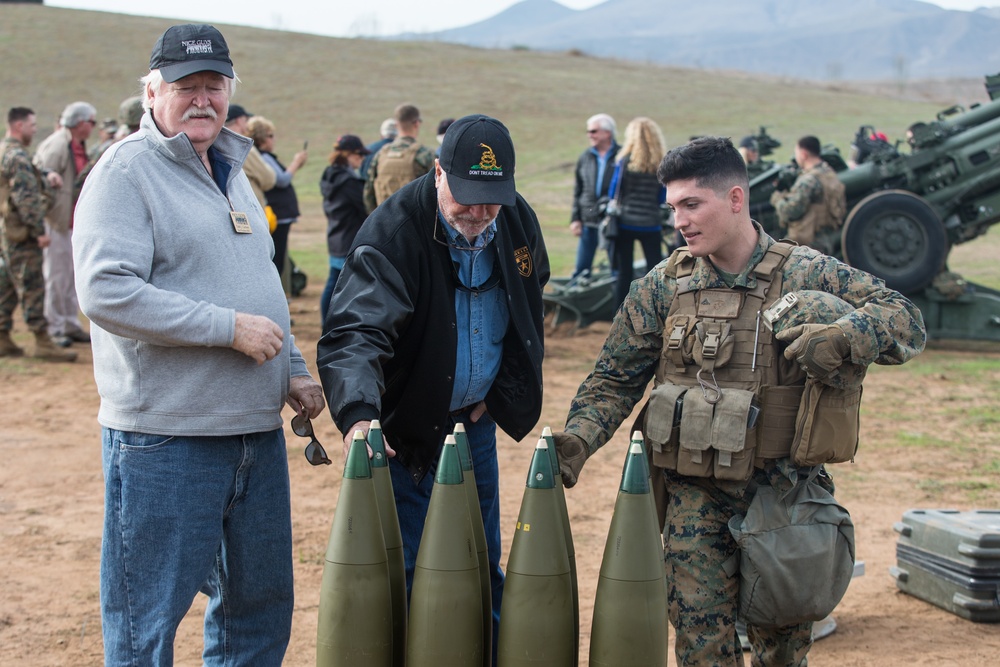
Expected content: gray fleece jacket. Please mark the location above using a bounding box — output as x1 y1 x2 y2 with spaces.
74 113 309 436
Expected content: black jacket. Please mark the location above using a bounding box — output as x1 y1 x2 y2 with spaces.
317 172 549 481
261 151 300 220
320 164 367 257
571 142 619 226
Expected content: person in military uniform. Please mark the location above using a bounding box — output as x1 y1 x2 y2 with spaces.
362 103 435 213
552 136 925 667
0 107 77 361
769 135 846 249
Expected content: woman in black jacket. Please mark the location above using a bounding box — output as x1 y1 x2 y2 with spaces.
319 134 370 322
607 116 668 308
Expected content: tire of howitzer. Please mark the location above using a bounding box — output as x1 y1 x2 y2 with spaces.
840 189 948 295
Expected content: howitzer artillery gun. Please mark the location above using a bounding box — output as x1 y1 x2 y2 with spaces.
747 73 1000 342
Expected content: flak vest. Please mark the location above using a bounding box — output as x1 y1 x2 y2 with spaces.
644 242 810 481
373 139 424 206
804 163 846 231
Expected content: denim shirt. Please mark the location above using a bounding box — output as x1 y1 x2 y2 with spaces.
439 212 510 411
591 145 615 198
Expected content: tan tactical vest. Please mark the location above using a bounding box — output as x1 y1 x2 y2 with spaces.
643 243 810 481
373 139 424 206
806 163 846 231
0 141 48 243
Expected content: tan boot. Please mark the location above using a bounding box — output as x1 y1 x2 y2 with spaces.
0 330 24 358
32 330 77 362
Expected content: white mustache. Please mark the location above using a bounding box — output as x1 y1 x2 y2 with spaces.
182 107 217 122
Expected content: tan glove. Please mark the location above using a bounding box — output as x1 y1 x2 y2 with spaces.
776 323 851 381
552 432 588 489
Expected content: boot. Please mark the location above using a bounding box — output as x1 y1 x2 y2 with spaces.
0 330 24 358
32 330 77 362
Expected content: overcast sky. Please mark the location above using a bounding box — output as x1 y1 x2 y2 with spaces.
47 0 1000 38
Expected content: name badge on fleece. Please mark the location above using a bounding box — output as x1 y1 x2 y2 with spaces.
230 211 252 234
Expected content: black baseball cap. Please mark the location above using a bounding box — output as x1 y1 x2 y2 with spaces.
226 104 250 123
438 115 516 206
150 24 234 83
335 134 371 154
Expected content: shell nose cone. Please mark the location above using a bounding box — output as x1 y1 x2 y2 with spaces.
434 436 465 485
343 431 373 480
526 437 556 489
620 440 650 494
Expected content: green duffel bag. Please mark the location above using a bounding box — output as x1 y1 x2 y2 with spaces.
728 466 856 628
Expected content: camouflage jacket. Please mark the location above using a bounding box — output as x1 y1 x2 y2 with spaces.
564 223 926 455
1 137 50 240
770 160 844 229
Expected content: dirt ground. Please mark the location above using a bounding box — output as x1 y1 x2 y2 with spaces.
2 277 999 666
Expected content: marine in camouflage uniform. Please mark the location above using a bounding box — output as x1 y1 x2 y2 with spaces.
362 104 435 213
770 136 846 250
0 108 76 361
554 136 925 667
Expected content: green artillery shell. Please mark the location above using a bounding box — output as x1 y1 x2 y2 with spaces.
589 441 668 667
498 438 576 666
367 419 406 667
542 425 580 665
454 422 492 667
407 437 483 666
317 431 393 666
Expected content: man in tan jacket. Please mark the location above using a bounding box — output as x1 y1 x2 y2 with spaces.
225 104 275 212
34 101 97 347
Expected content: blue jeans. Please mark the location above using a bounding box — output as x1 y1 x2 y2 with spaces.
320 263 342 325
389 411 503 667
572 224 603 278
100 428 293 666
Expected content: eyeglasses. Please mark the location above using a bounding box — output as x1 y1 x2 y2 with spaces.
586 129 601 134
432 217 502 293
291 414 331 466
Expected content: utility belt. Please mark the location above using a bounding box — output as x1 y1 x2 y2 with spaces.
643 380 861 482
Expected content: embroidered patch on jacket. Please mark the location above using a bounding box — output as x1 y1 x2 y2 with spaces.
514 246 532 277
469 143 503 176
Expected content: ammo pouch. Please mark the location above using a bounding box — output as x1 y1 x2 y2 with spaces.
791 379 862 466
645 384 758 482
728 467 856 628
1 210 31 243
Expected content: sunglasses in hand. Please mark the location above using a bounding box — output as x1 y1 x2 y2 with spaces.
291 413 331 466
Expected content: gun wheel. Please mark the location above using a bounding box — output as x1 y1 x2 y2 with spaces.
840 190 947 294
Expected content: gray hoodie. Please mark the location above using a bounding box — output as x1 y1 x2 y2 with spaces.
74 113 309 436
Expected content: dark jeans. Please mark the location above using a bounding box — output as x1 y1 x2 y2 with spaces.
613 227 664 308
271 223 291 277
388 410 503 667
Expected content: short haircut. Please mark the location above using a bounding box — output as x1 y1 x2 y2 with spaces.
8 107 34 125
394 104 421 125
798 135 821 157
657 136 749 194
587 113 616 137
380 117 397 138
245 116 275 148
60 101 97 129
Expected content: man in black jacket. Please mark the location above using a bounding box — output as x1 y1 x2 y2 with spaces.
570 112 618 278
317 114 548 665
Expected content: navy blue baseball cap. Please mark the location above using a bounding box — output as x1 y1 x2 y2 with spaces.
439 115 516 206
150 24 234 83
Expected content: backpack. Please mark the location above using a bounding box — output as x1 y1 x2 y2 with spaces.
728 466 856 628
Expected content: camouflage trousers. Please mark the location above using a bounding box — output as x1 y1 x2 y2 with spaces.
663 462 835 667
0 237 46 333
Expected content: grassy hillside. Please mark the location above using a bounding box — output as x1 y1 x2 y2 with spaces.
1 3 992 276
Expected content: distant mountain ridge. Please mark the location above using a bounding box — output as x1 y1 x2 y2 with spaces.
401 0 1000 81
